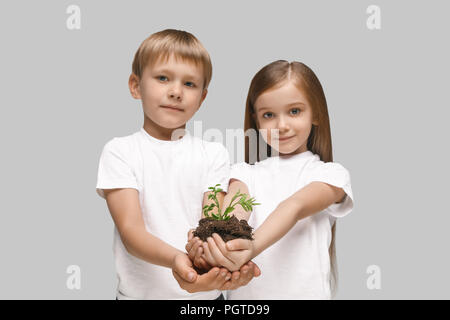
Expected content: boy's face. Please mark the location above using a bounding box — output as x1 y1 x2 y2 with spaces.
130 54 207 140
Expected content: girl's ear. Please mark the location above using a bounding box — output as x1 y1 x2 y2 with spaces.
312 114 319 126
252 112 260 128
128 73 141 99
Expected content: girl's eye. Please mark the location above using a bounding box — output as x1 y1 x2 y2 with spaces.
157 76 168 81
290 108 301 115
262 112 274 119
185 81 195 87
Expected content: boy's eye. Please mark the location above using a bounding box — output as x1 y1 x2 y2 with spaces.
185 81 195 87
262 112 274 119
157 76 168 81
290 108 301 115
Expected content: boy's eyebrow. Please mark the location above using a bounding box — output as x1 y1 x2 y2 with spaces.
152 68 202 82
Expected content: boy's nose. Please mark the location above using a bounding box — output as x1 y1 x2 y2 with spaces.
168 83 182 100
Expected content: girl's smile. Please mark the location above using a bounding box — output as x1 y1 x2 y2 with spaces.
277 135 295 142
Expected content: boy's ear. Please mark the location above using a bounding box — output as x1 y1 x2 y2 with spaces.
197 88 208 110
201 88 208 103
128 74 141 99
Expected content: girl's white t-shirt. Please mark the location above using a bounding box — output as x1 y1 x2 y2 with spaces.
227 151 354 300
96 128 230 300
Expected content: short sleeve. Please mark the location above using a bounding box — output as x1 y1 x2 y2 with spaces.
205 143 231 193
305 162 354 218
96 138 138 199
229 162 252 190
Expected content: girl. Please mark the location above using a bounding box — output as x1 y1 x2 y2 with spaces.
188 60 354 299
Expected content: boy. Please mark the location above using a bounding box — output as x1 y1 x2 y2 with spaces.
96 29 258 300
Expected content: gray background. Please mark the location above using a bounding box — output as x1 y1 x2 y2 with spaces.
0 0 449 299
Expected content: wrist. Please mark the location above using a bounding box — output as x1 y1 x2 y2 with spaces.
250 235 263 259
170 250 187 269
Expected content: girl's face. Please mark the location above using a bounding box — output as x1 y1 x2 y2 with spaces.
253 80 317 156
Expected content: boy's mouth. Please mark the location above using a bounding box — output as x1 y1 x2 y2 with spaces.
161 105 184 112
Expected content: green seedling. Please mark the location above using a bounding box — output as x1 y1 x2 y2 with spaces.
202 184 260 221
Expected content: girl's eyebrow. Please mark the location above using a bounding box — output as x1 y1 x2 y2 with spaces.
285 101 307 107
258 102 307 112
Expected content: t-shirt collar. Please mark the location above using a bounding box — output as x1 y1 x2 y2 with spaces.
262 150 315 165
140 127 190 146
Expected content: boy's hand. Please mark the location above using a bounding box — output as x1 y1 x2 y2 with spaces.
203 233 254 272
186 230 214 272
219 260 261 291
172 252 232 293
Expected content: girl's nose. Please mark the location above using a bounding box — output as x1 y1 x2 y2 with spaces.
277 116 289 133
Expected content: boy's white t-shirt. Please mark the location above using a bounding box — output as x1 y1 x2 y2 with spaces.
227 151 354 300
96 128 230 300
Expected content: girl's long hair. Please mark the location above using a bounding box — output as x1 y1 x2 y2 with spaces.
244 60 338 297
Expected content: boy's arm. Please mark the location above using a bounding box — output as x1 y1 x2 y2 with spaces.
104 188 184 268
221 179 251 221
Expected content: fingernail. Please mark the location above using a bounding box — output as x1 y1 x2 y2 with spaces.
188 272 195 281
243 269 248 274
221 272 226 277
225 275 231 281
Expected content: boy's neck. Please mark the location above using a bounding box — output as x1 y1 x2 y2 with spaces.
143 117 186 141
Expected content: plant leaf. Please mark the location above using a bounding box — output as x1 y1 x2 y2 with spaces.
223 207 235 216
211 213 220 220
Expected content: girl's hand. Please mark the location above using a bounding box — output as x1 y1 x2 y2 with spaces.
185 229 213 272
203 233 254 272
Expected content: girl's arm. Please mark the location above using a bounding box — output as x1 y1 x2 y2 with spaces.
202 189 225 219
206 181 346 271
221 179 251 221
251 181 345 257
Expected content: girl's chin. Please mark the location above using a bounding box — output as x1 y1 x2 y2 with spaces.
271 145 304 156
272 148 295 155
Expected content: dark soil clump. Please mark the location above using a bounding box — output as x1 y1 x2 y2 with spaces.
193 216 254 242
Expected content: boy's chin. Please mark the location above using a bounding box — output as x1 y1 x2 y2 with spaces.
154 118 188 130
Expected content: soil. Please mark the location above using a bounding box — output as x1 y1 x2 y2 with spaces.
193 216 254 242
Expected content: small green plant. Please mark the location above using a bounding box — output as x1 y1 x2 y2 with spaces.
202 184 260 220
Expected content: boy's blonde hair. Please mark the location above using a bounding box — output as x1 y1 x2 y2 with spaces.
131 29 212 89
